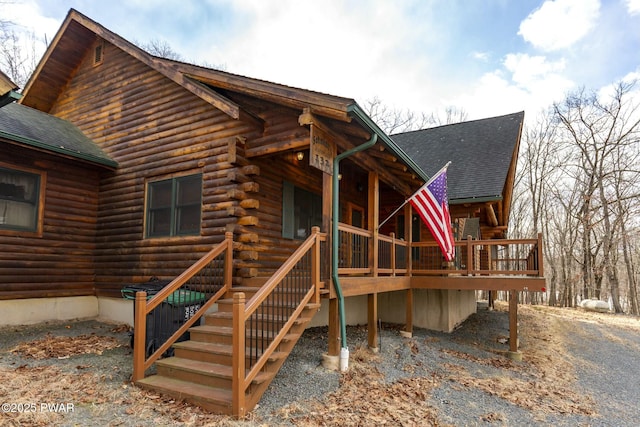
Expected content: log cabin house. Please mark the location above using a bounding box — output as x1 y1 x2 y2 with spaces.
0 9 544 417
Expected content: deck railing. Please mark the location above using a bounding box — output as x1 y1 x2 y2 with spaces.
337 222 543 277
377 233 408 274
232 227 326 416
131 232 234 381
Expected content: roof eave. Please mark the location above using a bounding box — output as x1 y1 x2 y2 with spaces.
346 103 430 183
0 130 118 169
450 195 503 205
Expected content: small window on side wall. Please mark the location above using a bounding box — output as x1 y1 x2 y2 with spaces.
146 173 202 238
0 166 43 233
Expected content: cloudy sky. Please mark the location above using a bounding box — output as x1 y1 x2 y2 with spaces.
4 0 640 122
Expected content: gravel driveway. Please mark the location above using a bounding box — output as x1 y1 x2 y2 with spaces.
1 303 638 426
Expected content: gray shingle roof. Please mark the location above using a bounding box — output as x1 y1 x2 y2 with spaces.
392 111 524 202
0 103 117 168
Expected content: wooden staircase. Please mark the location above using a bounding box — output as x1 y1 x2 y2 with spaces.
136 282 322 415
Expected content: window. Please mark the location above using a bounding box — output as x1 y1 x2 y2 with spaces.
282 181 322 239
146 174 202 238
0 166 42 233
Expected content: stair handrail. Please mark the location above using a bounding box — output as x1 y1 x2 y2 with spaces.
132 232 234 381
232 227 325 416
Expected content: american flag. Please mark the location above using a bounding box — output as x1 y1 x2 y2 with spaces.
409 166 455 261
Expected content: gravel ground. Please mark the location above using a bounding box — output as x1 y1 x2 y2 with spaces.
1 303 639 426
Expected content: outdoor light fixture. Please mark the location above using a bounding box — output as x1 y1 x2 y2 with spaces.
296 151 304 161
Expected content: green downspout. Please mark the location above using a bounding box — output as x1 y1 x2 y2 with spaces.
332 133 378 356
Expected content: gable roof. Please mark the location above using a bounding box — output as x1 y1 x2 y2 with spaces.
0 103 117 168
20 8 428 186
0 69 17 94
392 111 524 203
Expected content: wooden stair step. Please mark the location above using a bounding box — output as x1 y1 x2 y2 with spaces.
136 375 232 414
192 324 284 342
173 340 231 355
173 340 288 363
160 357 273 383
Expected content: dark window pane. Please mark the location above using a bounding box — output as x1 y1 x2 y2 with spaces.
177 176 202 205
149 180 172 208
291 186 322 240
148 208 171 236
177 205 200 234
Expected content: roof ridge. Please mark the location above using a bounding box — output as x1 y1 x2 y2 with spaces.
391 111 524 137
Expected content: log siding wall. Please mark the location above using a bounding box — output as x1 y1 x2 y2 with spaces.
49 41 260 296
0 145 101 300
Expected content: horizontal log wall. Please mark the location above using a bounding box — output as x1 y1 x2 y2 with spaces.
0 144 101 300
50 40 259 297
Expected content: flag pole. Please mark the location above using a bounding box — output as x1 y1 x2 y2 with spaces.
377 161 451 231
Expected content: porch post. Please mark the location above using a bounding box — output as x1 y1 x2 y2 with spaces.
369 171 379 275
367 172 379 350
404 204 413 336
323 171 340 357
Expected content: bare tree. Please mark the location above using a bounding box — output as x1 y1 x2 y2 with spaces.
0 20 42 88
553 81 640 312
363 96 467 134
136 38 183 61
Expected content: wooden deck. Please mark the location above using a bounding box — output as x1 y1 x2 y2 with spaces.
335 223 545 297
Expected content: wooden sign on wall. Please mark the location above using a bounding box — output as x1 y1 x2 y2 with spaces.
310 124 334 175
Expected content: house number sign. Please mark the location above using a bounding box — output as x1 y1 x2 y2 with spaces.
310 124 334 175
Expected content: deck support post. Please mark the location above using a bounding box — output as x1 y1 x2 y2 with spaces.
507 289 522 361
367 293 378 351
328 298 340 356
402 288 413 337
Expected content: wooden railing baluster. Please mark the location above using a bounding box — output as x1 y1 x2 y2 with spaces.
131 232 234 380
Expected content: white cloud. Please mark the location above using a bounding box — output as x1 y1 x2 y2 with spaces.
447 53 575 120
504 53 566 87
472 51 490 62
198 0 438 109
626 0 640 15
3 0 61 38
518 0 601 51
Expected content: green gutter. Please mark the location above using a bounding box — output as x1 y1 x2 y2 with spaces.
0 90 21 108
332 133 378 367
0 130 118 169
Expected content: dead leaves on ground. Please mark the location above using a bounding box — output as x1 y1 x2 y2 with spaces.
288 346 440 427
10 333 122 359
442 304 598 418
0 364 235 427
